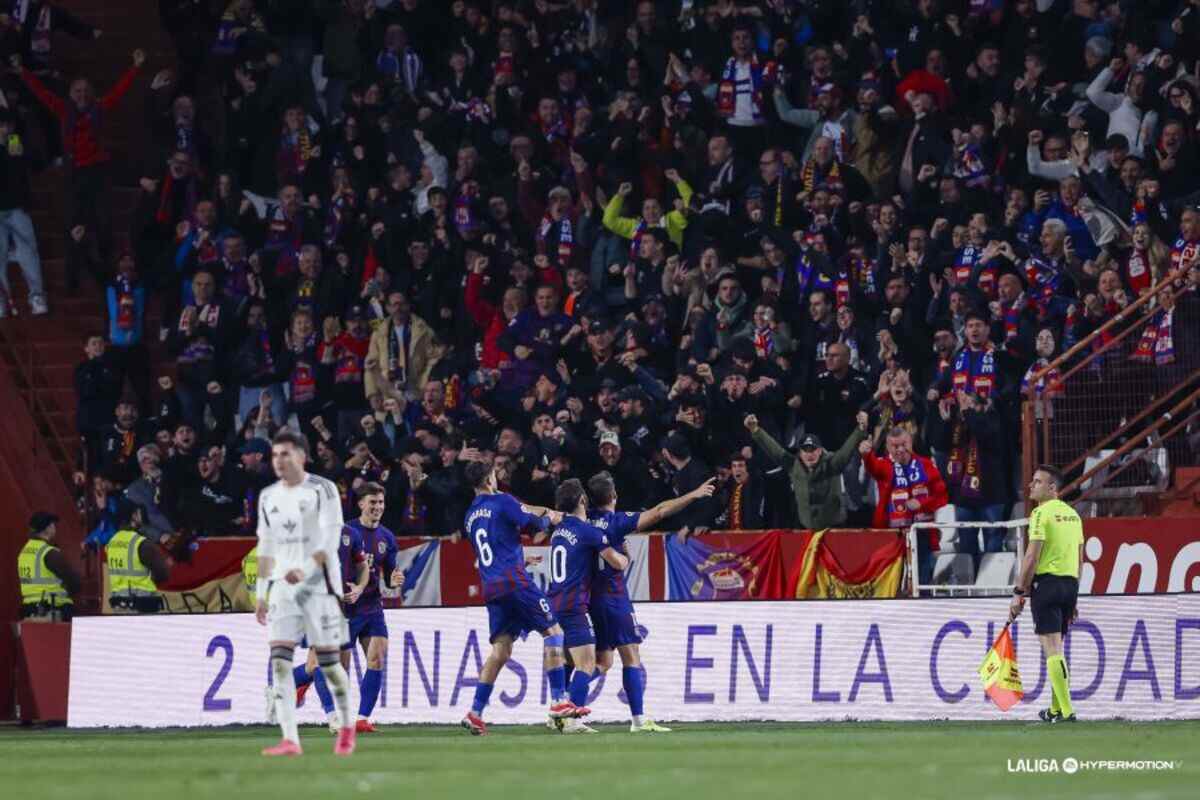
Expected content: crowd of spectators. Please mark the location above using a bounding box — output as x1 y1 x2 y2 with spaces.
28 0 1199 568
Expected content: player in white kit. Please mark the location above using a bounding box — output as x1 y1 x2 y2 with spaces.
256 429 356 757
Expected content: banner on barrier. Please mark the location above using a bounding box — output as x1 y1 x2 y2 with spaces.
1081 518 1200 594
111 518 1200 615
68 594 1200 727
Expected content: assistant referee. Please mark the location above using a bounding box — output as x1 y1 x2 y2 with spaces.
1009 464 1084 723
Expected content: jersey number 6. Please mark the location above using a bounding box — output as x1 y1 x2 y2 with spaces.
474 528 493 567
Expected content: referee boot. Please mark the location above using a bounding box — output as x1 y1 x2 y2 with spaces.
1037 708 1060 723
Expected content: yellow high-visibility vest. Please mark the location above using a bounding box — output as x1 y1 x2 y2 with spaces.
242 547 258 593
18 539 72 608
106 530 158 596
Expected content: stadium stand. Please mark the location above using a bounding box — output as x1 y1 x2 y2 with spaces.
2 0 1200 626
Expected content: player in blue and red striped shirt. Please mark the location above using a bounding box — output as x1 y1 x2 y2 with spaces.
585 471 716 733
546 479 629 734
460 461 580 735
340 483 405 733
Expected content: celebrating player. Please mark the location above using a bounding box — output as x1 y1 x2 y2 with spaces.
460 461 574 735
584 471 717 733
343 483 405 732
255 429 357 757
1009 464 1084 723
546 479 630 734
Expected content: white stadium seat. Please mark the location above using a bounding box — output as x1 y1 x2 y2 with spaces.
932 553 975 586
975 552 1017 588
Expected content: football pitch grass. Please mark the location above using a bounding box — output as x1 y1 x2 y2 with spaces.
2 720 1198 800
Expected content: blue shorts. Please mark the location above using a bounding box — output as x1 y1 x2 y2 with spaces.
558 608 596 649
486 583 557 643
590 594 642 652
343 608 388 651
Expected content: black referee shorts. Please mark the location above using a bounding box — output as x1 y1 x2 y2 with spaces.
1030 574 1079 636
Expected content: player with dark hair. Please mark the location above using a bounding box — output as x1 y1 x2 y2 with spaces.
545 479 629 734
582 470 717 732
1010 464 1083 723
460 461 574 735
340 482 404 732
257 429 356 756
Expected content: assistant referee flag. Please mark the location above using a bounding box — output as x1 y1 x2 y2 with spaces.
978 624 1023 711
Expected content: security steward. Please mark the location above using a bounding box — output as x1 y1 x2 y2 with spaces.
241 545 258 610
106 507 170 613
1009 464 1084 723
18 512 80 621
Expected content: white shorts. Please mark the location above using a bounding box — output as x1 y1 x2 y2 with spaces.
266 584 348 650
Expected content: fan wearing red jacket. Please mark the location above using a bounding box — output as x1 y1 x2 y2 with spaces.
859 426 948 588
464 255 526 370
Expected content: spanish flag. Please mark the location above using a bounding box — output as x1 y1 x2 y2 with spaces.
791 530 906 599
978 624 1024 711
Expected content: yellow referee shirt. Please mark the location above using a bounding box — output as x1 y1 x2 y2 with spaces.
1029 498 1083 578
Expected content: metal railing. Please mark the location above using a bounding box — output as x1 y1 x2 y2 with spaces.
1020 269 1197 500
908 519 1027 597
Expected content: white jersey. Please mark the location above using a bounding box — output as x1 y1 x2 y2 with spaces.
256 473 345 598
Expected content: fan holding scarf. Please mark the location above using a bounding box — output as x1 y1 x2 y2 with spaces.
860 426 948 587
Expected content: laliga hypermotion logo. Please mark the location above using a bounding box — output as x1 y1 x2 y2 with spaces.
691 551 759 599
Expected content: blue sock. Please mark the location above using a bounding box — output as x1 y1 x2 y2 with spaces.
623 666 645 717
358 668 382 718
568 670 591 707
547 666 566 701
471 682 494 716
591 668 603 683
293 664 313 689
313 668 335 714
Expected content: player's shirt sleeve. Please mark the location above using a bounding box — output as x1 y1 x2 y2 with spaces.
506 494 549 530
1028 507 1046 542
384 533 399 574
349 527 367 564
316 478 344 554
256 489 275 559
616 512 641 539
586 526 609 552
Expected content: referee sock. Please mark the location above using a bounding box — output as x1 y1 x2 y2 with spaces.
547 666 566 702
313 668 335 714
623 666 645 721
1047 655 1074 718
567 670 591 708
358 668 382 719
471 682 494 716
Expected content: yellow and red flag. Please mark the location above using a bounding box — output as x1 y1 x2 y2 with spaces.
790 530 906 599
978 624 1024 711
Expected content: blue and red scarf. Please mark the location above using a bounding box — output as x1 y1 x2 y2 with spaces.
1130 308 1175 365
951 345 996 398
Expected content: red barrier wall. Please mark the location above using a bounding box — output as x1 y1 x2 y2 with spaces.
14 622 71 722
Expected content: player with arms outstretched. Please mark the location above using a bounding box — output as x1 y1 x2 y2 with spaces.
584 471 716 732
256 429 357 756
546 479 630 734
460 461 576 735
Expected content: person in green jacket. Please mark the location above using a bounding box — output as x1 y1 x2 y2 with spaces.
744 411 869 529
602 169 693 251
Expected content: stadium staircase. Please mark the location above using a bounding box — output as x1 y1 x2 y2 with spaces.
1020 267 1200 516
0 0 175 713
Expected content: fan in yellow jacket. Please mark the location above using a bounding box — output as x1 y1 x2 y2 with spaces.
602 169 693 252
